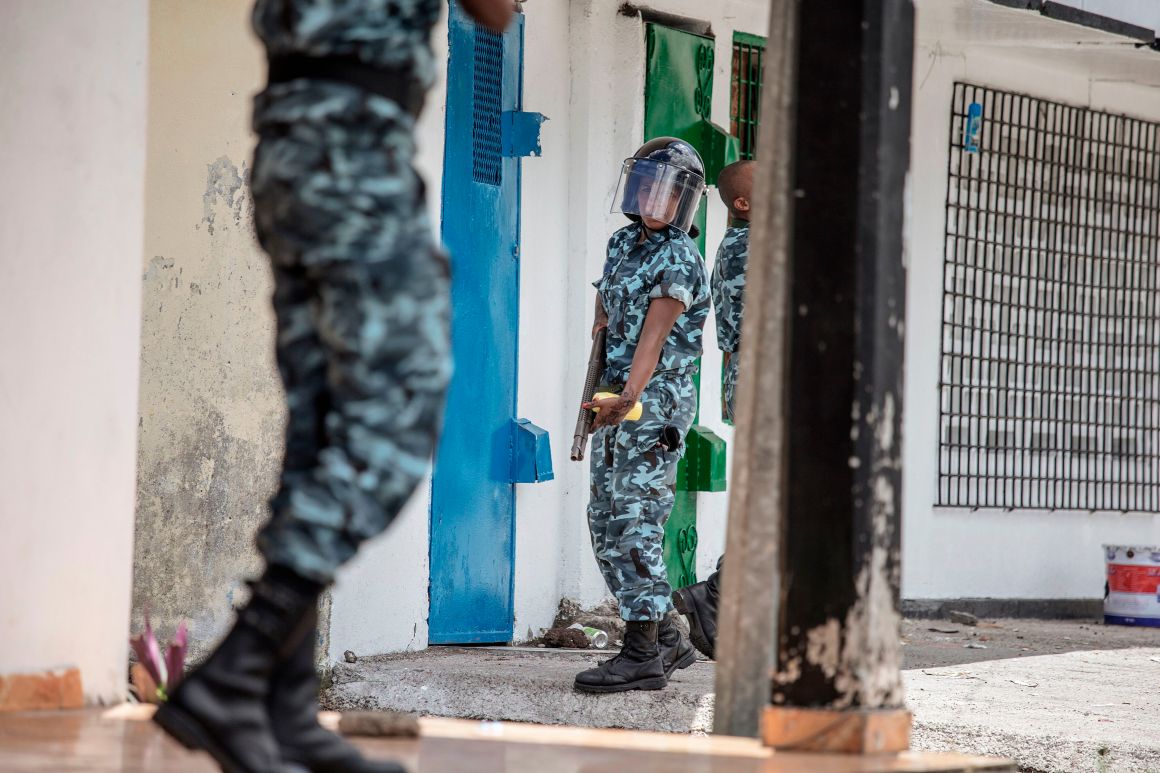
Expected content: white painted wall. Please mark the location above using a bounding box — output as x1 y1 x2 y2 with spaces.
903 0 1160 600
510 0 580 639
0 0 148 703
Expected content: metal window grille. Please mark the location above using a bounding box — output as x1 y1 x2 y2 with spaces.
471 28 503 186
729 32 765 161
939 83 1160 513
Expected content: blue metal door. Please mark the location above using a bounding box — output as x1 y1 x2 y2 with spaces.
429 5 524 644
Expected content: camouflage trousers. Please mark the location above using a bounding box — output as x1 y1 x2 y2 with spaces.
723 354 739 424
250 80 451 584
588 374 697 621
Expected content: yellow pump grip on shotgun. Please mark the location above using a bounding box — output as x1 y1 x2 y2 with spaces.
591 391 643 421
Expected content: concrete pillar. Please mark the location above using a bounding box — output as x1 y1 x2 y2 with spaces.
714 0 915 750
768 0 913 721
0 0 149 705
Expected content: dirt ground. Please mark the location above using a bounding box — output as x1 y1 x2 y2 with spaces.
902 616 1160 669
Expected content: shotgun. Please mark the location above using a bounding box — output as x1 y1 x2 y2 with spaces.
570 327 607 461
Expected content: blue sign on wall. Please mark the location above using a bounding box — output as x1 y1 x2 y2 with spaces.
964 102 983 153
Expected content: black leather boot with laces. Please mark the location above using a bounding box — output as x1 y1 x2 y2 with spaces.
154 565 321 773
574 621 667 694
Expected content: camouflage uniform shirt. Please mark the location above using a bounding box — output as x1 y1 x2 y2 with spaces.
711 223 749 422
253 0 442 87
594 223 710 386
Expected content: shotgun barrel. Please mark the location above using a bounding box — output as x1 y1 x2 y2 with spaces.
570 327 607 461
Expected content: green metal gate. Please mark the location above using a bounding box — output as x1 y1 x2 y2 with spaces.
643 23 735 589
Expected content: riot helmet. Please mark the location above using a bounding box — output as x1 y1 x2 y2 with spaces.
612 137 706 234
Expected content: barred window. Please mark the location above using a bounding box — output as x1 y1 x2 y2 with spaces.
730 32 765 161
938 83 1160 513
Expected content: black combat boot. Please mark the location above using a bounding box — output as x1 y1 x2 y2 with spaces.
268 610 404 773
672 567 720 660
657 614 697 677
154 565 321 773
573 621 667 694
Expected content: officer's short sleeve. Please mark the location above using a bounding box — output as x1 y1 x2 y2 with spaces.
593 234 620 290
648 242 700 310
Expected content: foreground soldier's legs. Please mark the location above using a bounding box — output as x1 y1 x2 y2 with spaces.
153 566 322 773
155 17 450 773
266 606 375 772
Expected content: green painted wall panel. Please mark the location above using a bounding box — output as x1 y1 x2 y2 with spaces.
662 491 699 591
644 22 734 589
644 24 714 146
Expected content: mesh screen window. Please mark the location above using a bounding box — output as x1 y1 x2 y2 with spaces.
471 28 503 186
939 83 1160 513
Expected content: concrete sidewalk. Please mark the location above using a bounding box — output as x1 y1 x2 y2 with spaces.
909 647 1160 773
322 624 1160 772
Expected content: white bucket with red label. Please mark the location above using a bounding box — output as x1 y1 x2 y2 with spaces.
1104 545 1160 628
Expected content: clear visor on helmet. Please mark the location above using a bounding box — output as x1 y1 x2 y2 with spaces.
611 158 705 234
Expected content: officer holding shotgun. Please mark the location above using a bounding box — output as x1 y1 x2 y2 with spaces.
572 138 709 694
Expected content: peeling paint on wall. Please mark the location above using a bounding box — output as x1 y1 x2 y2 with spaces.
832 548 906 709
805 618 841 680
133 198 285 657
200 156 251 237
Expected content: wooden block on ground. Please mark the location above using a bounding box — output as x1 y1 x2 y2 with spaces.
337 710 420 738
0 668 83 712
762 706 911 754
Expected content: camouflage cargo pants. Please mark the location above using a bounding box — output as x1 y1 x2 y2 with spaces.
723 355 739 424
250 80 451 583
588 374 697 621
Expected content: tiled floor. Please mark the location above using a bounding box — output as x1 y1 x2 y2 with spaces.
0 707 1014 772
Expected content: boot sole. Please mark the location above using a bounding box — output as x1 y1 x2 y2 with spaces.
664 647 698 679
153 701 251 773
573 675 669 694
673 591 716 660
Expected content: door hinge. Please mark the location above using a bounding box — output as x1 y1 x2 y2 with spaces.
510 418 554 483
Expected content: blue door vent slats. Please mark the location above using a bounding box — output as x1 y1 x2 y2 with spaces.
472 28 504 186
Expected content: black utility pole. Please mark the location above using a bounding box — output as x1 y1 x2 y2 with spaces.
715 0 916 752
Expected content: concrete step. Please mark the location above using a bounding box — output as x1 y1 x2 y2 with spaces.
322 646 717 734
